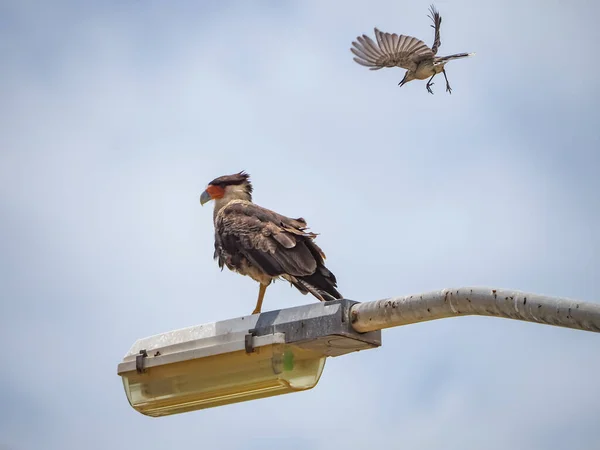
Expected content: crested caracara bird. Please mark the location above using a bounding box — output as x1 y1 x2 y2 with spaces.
351 4 474 94
199 171 342 315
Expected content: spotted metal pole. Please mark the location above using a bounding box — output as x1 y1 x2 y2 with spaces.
349 287 600 334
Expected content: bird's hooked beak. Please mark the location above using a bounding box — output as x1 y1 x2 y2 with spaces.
199 190 212 206
200 184 225 206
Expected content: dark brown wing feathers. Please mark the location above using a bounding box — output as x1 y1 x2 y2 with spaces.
215 202 341 301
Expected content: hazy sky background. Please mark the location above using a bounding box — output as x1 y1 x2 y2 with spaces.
1 0 599 448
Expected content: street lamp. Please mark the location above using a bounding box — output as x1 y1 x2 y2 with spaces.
117 300 380 417
117 287 600 417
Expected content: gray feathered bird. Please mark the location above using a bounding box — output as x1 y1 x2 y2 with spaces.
351 5 474 94
200 172 342 315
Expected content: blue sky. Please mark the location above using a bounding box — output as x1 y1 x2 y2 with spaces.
1 0 599 448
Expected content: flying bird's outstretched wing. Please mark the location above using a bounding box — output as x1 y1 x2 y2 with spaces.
428 4 442 55
214 201 341 302
351 28 433 71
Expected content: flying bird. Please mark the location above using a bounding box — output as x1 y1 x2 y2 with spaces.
199 171 342 315
351 5 474 94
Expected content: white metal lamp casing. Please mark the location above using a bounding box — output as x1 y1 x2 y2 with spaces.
117 300 381 417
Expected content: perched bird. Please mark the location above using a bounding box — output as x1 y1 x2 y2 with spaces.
199 171 342 315
351 5 474 94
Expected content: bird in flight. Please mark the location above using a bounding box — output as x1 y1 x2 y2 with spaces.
351 5 474 94
200 171 342 315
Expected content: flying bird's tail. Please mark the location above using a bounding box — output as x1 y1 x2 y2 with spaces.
435 52 475 63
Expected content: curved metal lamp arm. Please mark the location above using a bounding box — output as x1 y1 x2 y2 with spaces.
350 287 600 334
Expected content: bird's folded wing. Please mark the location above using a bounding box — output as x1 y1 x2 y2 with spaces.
216 202 321 278
351 30 433 70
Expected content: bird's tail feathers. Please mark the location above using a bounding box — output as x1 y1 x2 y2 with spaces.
298 275 343 302
436 52 475 63
284 270 342 302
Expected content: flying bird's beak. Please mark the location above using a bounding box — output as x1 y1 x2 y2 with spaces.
199 189 212 206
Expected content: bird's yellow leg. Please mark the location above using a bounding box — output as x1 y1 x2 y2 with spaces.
252 284 268 315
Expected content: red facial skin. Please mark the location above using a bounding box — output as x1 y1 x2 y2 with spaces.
206 184 225 199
